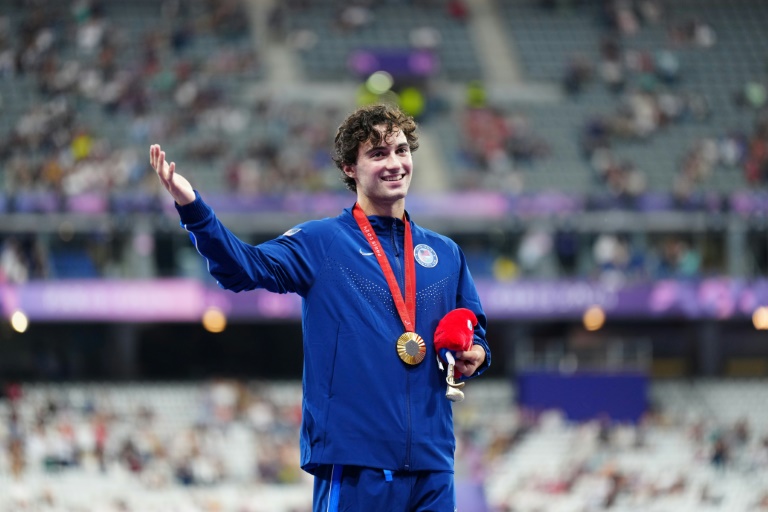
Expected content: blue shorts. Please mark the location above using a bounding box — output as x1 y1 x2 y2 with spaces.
313 465 456 512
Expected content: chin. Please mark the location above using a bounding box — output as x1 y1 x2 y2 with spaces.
390 180 411 193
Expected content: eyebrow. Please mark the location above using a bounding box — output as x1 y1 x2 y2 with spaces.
365 142 409 155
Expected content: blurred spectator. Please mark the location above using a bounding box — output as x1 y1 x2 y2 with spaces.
710 434 729 470
562 53 593 98
0 238 29 283
409 26 442 51
589 148 648 203
459 106 550 191
0 236 47 283
598 36 626 94
719 131 749 168
735 81 767 110
653 236 701 279
637 0 663 25
517 228 554 277
336 4 372 32
580 115 612 159
668 18 717 49
554 229 579 276
592 233 645 284
447 0 469 22
655 48 681 86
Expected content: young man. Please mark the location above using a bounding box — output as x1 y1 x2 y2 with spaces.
150 104 490 511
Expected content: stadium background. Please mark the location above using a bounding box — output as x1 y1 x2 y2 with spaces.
2 0 768 510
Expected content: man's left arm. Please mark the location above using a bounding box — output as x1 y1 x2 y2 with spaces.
454 248 491 379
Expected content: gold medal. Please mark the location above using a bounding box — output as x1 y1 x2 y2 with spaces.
354 205 422 366
397 332 426 365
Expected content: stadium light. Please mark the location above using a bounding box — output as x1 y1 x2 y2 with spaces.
366 71 394 95
10 310 29 333
583 305 606 332
752 306 768 330
202 307 227 333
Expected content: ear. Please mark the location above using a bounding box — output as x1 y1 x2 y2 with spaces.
342 163 356 178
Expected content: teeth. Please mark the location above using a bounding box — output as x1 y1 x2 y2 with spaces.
383 175 402 181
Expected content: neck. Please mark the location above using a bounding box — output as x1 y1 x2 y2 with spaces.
356 197 405 219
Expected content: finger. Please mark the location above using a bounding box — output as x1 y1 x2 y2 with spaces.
455 358 471 370
151 144 160 169
456 362 474 377
158 151 168 182
455 351 472 362
456 355 478 371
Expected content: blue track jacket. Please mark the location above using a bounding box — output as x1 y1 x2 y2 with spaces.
176 192 491 474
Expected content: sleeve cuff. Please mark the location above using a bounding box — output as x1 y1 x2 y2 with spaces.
174 190 210 224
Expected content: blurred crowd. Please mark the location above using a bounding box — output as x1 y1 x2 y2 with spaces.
485 406 768 511
0 0 344 213
456 101 552 194
443 0 719 204
0 228 711 285
2 380 768 511
531 0 766 201
0 380 310 511
2 0 241 201
1 0 766 211
564 0 716 203
0 380 302 483
461 230 706 284
4 0 767 288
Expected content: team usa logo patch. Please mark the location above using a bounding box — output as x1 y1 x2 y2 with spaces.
283 227 301 236
414 244 438 268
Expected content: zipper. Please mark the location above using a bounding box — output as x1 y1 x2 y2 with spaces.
391 218 403 288
405 370 411 470
390 219 412 470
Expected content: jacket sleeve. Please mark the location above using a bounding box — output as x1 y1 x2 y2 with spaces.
174 191 321 297
455 245 492 380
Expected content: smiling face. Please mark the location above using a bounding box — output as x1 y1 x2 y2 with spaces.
343 125 413 218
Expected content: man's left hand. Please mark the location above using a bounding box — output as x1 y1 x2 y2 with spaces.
453 345 486 377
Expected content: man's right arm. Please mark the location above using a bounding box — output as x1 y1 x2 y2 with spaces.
150 143 268 291
149 144 320 296
174 196 321 297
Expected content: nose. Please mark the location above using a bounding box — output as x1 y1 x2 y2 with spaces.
385 152 400 170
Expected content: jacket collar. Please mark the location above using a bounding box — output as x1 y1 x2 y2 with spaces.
343 205 411 232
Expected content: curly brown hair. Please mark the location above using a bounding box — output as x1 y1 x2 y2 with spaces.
333 104 419 192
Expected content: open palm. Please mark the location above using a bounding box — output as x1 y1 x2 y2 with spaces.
149 144 195 206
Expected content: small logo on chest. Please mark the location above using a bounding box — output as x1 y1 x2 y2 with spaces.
414 244 438 268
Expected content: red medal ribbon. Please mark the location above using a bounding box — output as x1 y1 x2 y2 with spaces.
352 203 416 332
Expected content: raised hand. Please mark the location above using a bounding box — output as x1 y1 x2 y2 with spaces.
150 144 196 206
